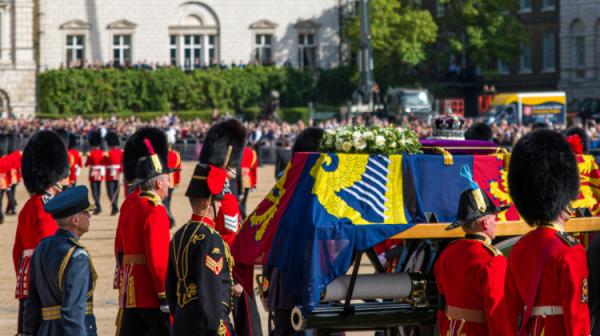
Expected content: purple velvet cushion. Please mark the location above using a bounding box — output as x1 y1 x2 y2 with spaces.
420 139 499 155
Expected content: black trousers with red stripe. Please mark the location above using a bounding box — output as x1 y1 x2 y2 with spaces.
233 291 262 336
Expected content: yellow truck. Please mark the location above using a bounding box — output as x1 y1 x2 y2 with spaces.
486 91 567 125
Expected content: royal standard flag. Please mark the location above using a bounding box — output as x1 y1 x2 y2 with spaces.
232 152 600 312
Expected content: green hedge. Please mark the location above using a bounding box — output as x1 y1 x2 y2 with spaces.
39 66 356 117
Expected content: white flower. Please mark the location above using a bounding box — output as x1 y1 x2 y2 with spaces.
363 131 374 140
352 131 362 139
326 129 335 135
335 139 344 151
390 142 397 149
354 137 367 150
375 135 386 147
341 141 353 152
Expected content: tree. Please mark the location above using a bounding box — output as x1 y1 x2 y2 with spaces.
432 0 525 79
344 0 438 90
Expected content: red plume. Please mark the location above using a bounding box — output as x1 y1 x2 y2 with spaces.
143 138 156 155
566 134 583 155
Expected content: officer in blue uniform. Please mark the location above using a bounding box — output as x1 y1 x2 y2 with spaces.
23 185 98 336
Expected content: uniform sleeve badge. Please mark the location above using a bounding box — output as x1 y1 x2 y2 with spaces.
581 278 589 303
205 255 224 275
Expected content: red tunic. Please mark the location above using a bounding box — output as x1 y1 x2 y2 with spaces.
167 149 182 188
0 155 9 190
11 150 22 183
241 147 257 189
504 225 590 336
434 234 507 335
215 193 241 246
114 190 170 308
104 148 122 182
68 149 83 185
85 149 106 182
12 194 58 298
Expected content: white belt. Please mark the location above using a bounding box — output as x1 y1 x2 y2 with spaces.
22 249 34 257
106 165 120 169
530 305 563 316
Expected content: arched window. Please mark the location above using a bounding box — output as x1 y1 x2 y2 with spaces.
170 2 220 70
570 19 586 78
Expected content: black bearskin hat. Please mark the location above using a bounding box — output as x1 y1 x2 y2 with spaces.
68 133 78 150
564 127 589 154
106 131 120 147
123 127 169 184
186 119 246 199
88 131 102 148
54 129 70 149
22 130 69 194
508 129 580 226
465 123 493 142
198 119 246 169
292 127 324 154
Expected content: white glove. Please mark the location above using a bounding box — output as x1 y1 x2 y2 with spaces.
377 253 388 267
160 304 170 314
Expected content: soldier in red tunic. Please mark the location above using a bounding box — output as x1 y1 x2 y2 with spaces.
67 133 83 187
434 165 508 335
503 129 590 335
114 128 176 336
166 119 245 336
165 138 182 227
105 131 123 215
5 132 21 215
239 146 257 218
12 130 69 335
85 131 105 214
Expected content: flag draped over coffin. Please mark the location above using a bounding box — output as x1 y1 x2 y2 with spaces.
231 152 600 312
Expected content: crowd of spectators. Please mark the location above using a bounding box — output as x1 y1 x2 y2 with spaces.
0 113 598 151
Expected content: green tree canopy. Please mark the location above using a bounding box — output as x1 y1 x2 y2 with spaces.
435 0 525 78
345 0 438 89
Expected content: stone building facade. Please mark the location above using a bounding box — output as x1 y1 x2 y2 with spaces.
559 0 600 100
0 0 36 117
38 0 342 71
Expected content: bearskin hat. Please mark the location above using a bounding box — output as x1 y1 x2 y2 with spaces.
54 129 70 149
465 123 493 142
88 130 102 148
292 127 324 154
123 127 169 184
564 127 589 154
198 119 246 169
22 130 69 194
508 129 580 226
68 133 78 150
106 131 120 147
186 119 246 199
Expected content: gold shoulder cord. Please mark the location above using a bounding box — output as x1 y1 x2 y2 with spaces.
58 246 77 290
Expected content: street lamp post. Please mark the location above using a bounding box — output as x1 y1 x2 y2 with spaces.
358 0 374 109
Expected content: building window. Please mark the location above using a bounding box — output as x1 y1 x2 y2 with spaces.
207 35 216 65
575 36 586 68
254 34 273 65
298 33 317 68
169 35 177 66
497 59 510 75
183 34 202 69
542 32 556 72
542 0 556 10
519 40 532 73
112 34 131 66
519 0 532 13
66 35 85 66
